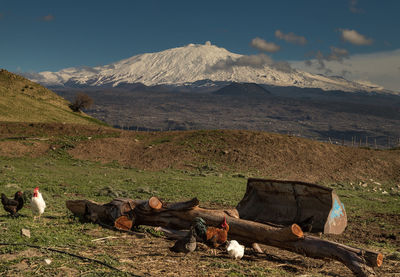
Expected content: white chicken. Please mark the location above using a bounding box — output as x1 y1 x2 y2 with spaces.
31 187 46 220
226 240 245 259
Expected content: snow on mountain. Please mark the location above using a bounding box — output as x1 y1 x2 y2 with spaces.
27 42 391 93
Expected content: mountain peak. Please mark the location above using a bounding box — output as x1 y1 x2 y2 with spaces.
185 41 212 47
25 43 390 93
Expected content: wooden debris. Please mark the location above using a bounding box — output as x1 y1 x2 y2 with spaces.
66 196 382 276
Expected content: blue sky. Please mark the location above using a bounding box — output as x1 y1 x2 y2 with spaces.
1 0 399 90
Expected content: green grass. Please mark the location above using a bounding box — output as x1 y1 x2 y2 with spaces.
0 138 399 275
329 183 400 216
0 148 248 275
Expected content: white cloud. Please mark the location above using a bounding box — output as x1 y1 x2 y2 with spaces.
340 29 373 45
207 53 294 73
275 30 307 45
305 46 349 72
327 47 349 61
250 37 280 53
292 49 400 91
208 54 272 71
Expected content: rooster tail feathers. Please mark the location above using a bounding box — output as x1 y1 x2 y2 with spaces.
191 217 207 241
192 217 206 225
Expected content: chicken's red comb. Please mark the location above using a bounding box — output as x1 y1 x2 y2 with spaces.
222 216 227 226
34 187 39 192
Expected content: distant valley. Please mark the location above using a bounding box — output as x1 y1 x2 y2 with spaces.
55 83 400 148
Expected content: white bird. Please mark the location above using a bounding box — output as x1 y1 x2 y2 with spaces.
226 240 245 259
31 187 46 220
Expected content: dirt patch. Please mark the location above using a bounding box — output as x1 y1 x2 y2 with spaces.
69 134 195 171
0 249 43 262
0 141 49 158
86 229 400 276
1 122 399 183
69 129 400 183
324 213 400 249
0 122 119 139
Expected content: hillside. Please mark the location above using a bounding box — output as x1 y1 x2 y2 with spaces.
1 122 399 183
0 69 103 125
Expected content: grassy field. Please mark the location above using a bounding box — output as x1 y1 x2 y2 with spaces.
0 146 249 276
1 70 398 275
0 133 399 276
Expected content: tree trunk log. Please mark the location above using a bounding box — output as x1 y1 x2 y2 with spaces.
276 236 381 277
66 196 382 277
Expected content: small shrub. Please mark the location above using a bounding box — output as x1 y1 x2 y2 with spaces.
69 92 93 112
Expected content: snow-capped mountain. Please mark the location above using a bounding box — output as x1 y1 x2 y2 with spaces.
27 42 389 93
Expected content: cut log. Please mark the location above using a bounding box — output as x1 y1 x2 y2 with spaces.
66 196 381 276
272 235 382 277
114 215 133 231
148 196 163 210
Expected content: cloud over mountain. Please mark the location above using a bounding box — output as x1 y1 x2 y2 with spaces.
250 37 280 53
305 46 350 72
293 48 400 91
208 54 273 71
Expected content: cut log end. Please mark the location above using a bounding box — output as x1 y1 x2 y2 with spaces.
376 253 383 267
114 215 133 231
291 224 304 238
149 196 162 210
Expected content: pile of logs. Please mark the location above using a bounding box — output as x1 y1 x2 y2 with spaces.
67 196 382 277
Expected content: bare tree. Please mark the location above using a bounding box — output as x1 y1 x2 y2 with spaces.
69 92 93 112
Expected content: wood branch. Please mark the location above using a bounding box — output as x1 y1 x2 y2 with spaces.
252 243 263 254
274 235 381 277
169 207 304 242
66 196 382 277
154 227 188 240
230 233 381 277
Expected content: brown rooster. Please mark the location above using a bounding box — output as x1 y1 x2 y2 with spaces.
192 216 229 254
1 191 24 217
